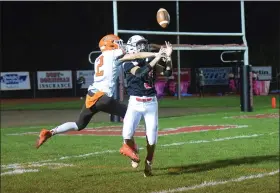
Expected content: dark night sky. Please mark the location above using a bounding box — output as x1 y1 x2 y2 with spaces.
1 1 280 73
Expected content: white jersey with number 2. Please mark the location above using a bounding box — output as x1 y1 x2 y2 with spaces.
88 49 124 97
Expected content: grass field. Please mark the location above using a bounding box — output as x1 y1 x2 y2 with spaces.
1 95 279 193
1 95 277 111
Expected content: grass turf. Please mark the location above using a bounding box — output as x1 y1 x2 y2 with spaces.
1 95 278 111
1 96 279 193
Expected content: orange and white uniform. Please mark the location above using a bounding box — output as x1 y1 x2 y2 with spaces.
35 34 128 150
89 48 124 97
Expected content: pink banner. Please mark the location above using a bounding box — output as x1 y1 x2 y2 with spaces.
155 68 191 96
258 81 270 95
229 79 236 92
253 80 260 95
155 81 166 97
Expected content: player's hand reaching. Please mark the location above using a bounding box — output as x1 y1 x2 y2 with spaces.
165 41 173 57
155 46 167 58
149 46 167 68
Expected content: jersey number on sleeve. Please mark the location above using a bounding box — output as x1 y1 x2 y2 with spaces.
96 55 104 77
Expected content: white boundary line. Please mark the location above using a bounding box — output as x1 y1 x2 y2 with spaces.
160 133 264 147
151 170 279 193
1 169 39 176
1 131 277 174
1 163 73 176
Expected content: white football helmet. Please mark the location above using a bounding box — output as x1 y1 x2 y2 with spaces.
126 35 149 54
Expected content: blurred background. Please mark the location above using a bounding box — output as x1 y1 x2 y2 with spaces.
1 1 279 98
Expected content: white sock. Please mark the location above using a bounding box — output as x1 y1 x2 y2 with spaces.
50 122 79 135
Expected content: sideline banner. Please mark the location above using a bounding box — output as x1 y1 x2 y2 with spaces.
252 66 272 80
156 68 191 82
76 70 94 89
0 72 31 90
155 68 191 96
37 71 72 90
199 67 232 85
253 80 271 96
172 68 192 82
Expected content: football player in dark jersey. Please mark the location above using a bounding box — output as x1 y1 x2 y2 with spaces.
119 35 173 177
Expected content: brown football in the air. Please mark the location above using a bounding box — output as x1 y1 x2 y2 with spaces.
156 8 170 28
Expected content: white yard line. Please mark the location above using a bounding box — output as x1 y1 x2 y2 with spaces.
151 170 279 193
1 163 73 176
1 169 39 176
161 134 260 147
6 132 39 136
1 131 277 170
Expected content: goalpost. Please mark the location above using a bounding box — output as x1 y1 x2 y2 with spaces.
91 0 253 122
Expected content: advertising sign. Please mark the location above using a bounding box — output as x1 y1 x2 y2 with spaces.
0 72 31 90
37 71 72 90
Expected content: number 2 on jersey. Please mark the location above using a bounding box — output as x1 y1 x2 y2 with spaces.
96 55 104 77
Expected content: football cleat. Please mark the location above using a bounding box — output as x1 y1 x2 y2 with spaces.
132 143 139 154
36 129 52 149
144 160 153 177
120 144 140 163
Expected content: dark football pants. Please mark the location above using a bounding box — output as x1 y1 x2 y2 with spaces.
75 92 127 130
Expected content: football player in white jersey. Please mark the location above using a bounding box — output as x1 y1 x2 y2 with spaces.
36 34 129 149
120 35 173 177
35 34 166 151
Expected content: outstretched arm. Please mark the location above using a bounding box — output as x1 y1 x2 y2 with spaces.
122 47 166 79
159 41 173 77
119 52 158 61
119 41 172 62
130 53 163 78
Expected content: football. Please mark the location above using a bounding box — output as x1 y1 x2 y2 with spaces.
156 8 170 28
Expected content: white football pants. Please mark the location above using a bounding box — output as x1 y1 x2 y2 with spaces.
122 96 158 145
